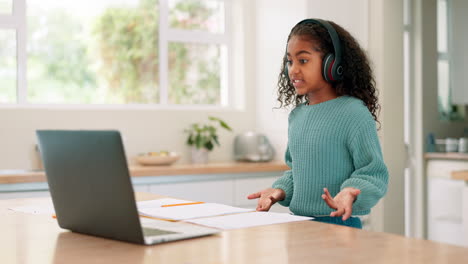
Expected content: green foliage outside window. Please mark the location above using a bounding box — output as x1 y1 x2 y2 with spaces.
168 0 222 104
170 0 220 32
0 30 15 103
23 0 222 104
27 8 98 103
168 42 220 104
92 0 159 103
92 0 221 104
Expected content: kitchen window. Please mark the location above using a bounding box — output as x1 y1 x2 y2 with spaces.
0 0 12 14
0 29 16 103
0 0 231 106
437 0 464 120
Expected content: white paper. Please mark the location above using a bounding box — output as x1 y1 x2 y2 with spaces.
8 198 192 216
9 202 55 215
138 203 255 221
186 212 313 230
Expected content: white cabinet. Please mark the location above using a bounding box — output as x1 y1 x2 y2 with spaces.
0 191 50 199
427 159 468 247
148 180 234 205
463 184 468 246
428 178 465 246
133 185 149 193
146 175 290 213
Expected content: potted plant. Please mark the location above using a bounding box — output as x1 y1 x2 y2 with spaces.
185 116 232 163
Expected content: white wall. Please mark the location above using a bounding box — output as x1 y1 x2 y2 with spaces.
254 0 309 161
368 0 405 235
0 108 258 170
307 0 369 50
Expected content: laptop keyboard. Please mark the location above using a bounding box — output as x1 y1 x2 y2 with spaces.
142 227 179 236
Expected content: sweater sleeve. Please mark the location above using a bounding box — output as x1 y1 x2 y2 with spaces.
272 144 294 207
341 120 389 212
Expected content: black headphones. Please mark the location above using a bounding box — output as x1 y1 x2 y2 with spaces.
285 18 344 82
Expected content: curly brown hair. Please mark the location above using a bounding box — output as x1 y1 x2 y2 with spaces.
277 19 380 124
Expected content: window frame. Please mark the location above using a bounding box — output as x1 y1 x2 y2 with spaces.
0 0 234 109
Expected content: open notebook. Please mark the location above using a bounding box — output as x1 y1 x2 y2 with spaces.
136 198 313 230
136 198 255 221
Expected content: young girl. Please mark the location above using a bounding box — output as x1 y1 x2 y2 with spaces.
247 18 389 229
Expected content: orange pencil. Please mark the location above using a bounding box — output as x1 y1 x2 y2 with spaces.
161 201 204 207
139 214 177 222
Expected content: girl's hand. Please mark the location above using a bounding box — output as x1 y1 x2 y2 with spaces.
247 188 286 211
321 187 361 221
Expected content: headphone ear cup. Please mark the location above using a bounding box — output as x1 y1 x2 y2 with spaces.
284 65 289 81
322 53 334 82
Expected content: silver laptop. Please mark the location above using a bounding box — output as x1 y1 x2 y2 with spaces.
36 130 219 245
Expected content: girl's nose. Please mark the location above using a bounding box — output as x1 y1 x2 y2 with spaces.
289 63 299 76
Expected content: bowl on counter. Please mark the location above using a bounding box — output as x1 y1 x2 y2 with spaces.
136 152 180 166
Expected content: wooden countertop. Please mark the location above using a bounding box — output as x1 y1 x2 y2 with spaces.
425 152 468 160
2 193 468 264
452 170 468 181
425 153 468 181
0 161 289 184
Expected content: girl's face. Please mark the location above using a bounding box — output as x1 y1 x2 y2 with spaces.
286 36 332 98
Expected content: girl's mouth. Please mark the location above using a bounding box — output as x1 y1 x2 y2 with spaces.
292 79 304 88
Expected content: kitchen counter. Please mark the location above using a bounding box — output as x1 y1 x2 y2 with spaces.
425 153 468 181
424 152 468 161
452 170 468 181
0 161 289 184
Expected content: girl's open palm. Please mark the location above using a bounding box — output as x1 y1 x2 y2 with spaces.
247 188 285 211
321 187 361 221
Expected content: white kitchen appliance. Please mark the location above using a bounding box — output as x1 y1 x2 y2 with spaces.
233 132 275 162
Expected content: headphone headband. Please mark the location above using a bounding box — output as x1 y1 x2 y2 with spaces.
296 19 342 68
293 18 343 81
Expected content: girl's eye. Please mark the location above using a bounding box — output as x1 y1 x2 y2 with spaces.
299 59 308 64
286 60 292 66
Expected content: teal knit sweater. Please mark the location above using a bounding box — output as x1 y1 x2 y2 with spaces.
272 96 388 216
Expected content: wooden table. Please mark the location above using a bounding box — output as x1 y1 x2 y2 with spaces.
2 193 467 264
